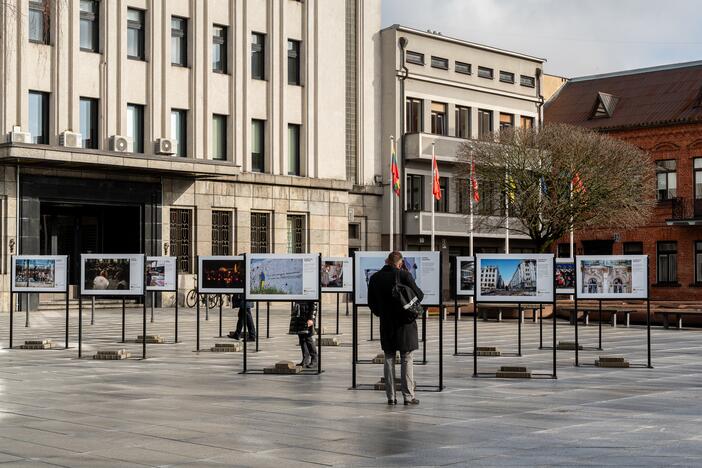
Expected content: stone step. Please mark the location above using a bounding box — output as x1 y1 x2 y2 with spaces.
558 341 583 350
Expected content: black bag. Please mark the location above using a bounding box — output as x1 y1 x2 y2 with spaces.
392 270 423 324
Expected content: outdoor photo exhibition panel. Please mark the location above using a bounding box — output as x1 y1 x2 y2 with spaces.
556 259 576 295
452 256 475 357
9 255 70 349
474 254 557 379
321 256 353 335
351 251 444 392
78 254 147 359
573 255 651 368
241 253 323 375
146 256 179 342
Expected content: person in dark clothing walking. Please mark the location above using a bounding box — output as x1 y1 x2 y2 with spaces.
229 294 256 341
289 301 318 368
368 251 424 406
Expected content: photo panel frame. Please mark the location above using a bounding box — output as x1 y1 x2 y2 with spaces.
321 257 353 292
80 254 145 296
11 255 69 293
146 256 177 291
555 259 576 294
455 256 475 296
198 256 245 294
475 253 555 303
575 255 648 300
245 253 320 301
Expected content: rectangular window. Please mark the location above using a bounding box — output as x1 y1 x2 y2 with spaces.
406 50 424 65
520 115 534 129
171 16 187 66
287 39 301 85
694 158 702 200
499 71 515 83
407 174 424 211
500 112 514 130
478 109 493 138
455 106 471 139
251 119 265 173
212 25 227 73
287 215 306 253
348 223 361 240
431 56 448 70
80 97 98 149
623 242 643 255
79 0 99 52
251 32 265 80
406 98 423 133
696 241 702 283
211 114 227 161
435 176 449 213
656 159 677 201
657 241 677 283
478 181 503 216
478 66 494 79
29 0 49 44
250 212 271 253
211 210 232 256
557 243 571 259
28 91 49 144
127 103 144 153
288 124 301 176
170 208 192 273
520 75 536 87
170 109 187 157
455 61 471 75
127 8 145 60
430 102 447 136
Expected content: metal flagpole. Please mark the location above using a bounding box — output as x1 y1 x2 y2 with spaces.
569 182 574 257
505 171 510 254
469 158 475 257
390 136 394 251
431 142 436 251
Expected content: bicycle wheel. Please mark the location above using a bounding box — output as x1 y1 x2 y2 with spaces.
185 289 197 308
208 294 221 309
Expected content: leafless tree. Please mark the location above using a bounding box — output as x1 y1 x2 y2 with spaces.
456 123 655 252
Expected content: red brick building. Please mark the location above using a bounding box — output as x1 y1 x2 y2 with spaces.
545 61 702 300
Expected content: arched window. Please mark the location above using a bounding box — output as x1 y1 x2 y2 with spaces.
588 278 598 293
613 278 623 294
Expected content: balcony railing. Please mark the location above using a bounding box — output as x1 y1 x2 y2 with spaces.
404 211 529 239
669 197 702 221
404 133 468 162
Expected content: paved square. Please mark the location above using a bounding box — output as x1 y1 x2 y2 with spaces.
1 302 701 467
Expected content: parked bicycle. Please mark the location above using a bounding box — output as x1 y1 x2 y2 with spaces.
185 287 233 309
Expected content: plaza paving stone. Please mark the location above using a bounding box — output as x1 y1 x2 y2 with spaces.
0 302 701 467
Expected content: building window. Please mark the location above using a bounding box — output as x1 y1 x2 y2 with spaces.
623 242 643 255
520 116 534 129
656 159 677 201
127 103 144 153
348 223 361 240
406 98 423 133
478 109 493 138
407 174 423 211
250 212 271 253
170 208 192 273
28 91 49 144
212 25 227 73
477 66 493 79
79 0 99 52
500 113 514 130
478 181 503 216
431 56 448 70
694 158 702 200
499 71 515 84
430 102 447 136
695 241 702 283
557 243 571 258
287 39 301 85
251 119 265 173
455 61 471 75
80 97 98 149
406 50 424 65
211 114 227 161
455 106 471 139
212 210 232 256
287 215 306 253
29 0 49 44
251 32 265 80
171 16 187 66
127 8 145 60
288 124 301 176
657 241 677 283
435 176 449 213
170 109 187 157
520 75 536 88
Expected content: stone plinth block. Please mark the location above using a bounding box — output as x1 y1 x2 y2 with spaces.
595 356 630 368
264 361 303 374
20 340 53 349
136 335 165 344
93 349 131 360
496 366 531 378
318 337 340 346
211 343 241 352
557 341 584 350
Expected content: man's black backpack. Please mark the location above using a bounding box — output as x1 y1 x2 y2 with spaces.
392 270 423 324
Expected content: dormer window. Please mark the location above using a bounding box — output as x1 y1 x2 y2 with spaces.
591 92 619 119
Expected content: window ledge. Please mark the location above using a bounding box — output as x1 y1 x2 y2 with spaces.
688 283 702 288
652 282 682 288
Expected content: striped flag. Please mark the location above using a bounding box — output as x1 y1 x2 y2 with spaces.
470 161 480 202
391 139 400 196
432 153 442 200
572 172 586 194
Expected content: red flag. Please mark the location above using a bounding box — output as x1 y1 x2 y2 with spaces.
391 140 400 196
432 154 441 201
572 172 586 194
471 161 480 202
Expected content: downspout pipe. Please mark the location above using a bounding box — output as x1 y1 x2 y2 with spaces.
398 37 408 250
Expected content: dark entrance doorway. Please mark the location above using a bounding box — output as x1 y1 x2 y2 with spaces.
40 202 142 284
582 240 614 255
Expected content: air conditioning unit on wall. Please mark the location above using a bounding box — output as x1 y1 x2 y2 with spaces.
7 126 31 144
59 131 83 148
156 138 176 155
110 135 132 153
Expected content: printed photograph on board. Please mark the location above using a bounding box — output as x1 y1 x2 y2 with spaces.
201 258 245 291
84 258 131 291
459 259 475 294
146 260 166 287
480 258 538 297
580 259 633 294
321 261 344 288
14 258 56 289
249 258 304 295
555 260 575 293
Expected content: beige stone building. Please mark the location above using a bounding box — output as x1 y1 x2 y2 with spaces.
0 0 383 307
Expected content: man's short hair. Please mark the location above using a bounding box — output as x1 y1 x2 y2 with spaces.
387 251 403 265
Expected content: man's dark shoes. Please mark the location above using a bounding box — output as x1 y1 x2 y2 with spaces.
228 333 240 340
404 399 420 406
387 399 397 405
306 360 318 368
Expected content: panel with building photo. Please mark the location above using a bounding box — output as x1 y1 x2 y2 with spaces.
476 254 554 303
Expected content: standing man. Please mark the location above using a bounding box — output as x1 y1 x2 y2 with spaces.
368 251 423 406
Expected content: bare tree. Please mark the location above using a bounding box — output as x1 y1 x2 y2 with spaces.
456 123 655 252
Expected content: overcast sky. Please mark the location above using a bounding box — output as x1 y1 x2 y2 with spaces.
381 0 702 78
